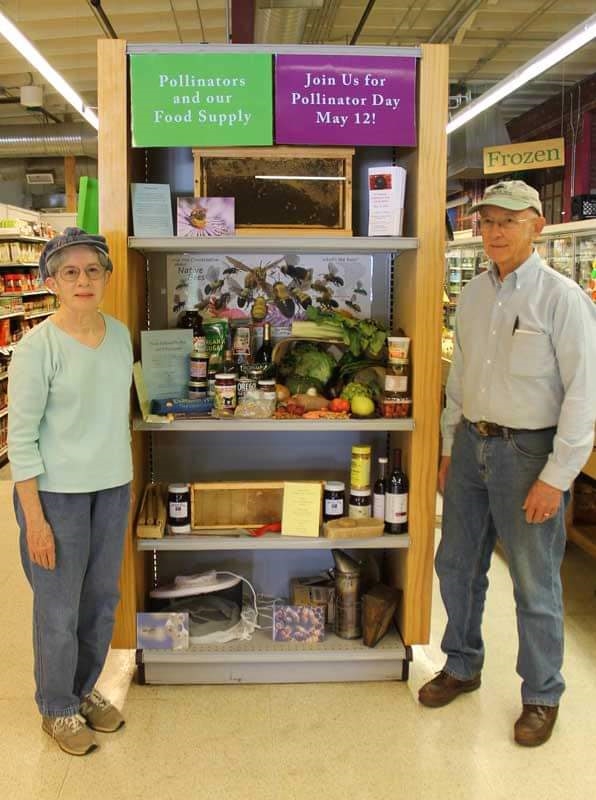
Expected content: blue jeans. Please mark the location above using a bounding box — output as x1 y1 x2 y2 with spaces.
14 484 130 717
436 421 566 707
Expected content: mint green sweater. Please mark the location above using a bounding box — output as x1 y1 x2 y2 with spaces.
8 314 133 492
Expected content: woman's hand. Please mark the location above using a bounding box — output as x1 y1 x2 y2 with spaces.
438 455 451 495
26 520 56 570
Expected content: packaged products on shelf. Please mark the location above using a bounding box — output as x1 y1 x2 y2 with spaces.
167 483 191 534
385 449 409 534
323 481 345 521
350 444 371 489
214 372 237 414
348 488 372 519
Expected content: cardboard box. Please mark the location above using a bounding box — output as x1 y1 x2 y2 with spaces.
273 603 325 642
136 612 189 650
290 576 336 624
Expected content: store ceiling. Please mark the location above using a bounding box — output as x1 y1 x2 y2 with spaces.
0 0 594 131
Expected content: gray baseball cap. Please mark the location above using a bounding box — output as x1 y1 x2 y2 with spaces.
39 227 113 280
471 180 543 215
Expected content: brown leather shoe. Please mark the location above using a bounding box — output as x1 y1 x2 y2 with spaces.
418 670 481 707
514 704 558 747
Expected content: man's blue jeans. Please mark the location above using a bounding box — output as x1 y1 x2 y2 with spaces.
14 484 130 717
436 420 566 707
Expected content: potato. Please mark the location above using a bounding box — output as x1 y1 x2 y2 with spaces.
290 393 329 411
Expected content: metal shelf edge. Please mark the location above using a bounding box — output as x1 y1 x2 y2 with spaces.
137 533 409 551
129 235 418 255
133 415 414 432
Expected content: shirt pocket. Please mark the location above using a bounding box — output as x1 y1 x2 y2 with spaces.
509 332 555 378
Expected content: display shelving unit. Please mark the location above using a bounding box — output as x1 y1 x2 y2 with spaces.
97 40 448 683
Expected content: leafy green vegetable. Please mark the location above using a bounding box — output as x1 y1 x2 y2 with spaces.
285 375 325 395
278 342 336 387
340 382 374 401
304 307 388 359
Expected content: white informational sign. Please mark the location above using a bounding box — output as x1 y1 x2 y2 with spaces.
140 329 193 400
166 252 373 327
131 183 174 236
368 166 406 236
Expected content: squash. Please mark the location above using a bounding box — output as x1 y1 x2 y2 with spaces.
290 393 329 412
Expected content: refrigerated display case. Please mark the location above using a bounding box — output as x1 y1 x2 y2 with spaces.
444 220 596 334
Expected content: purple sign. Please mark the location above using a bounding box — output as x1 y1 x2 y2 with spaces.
274 55 416 147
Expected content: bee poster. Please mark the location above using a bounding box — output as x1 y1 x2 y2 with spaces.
166 252 373 327
177 197 235 237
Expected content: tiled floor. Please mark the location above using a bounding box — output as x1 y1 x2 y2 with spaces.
1 476 596 799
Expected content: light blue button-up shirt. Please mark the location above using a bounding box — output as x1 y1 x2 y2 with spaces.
441 249 596 490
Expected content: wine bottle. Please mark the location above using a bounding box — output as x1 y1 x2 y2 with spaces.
373 457 388 520
385 448 408 534
254 322 274 378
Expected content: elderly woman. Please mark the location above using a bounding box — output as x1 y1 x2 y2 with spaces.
8 227 133 756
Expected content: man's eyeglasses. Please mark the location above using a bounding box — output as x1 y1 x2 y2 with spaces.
478 216 534 231
56 265 106 282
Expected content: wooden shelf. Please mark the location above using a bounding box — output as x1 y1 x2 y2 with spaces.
567 524 596 559
137 532 409 551
130 235 418 255
133 415 415 432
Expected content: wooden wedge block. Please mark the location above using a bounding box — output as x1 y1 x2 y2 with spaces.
362 583 401 648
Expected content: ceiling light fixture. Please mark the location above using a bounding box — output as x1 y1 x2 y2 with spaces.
446 12 596 135
0 10 99 130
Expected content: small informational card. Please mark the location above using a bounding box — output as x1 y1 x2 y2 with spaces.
281 481 323 538
133 362 172 423
136 612 189 650
368 166 406 236
140 329 193 401
131 183 173 236
272 603 325 642
177 197 235 237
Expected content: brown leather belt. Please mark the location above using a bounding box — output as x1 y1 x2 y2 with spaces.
464 418 555 438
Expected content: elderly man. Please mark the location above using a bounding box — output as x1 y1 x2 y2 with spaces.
419 180 596 746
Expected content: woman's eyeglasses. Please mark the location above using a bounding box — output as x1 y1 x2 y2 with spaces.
56 265 106 282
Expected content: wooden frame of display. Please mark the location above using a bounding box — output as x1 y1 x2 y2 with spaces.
98 40 448 650
192 146 354 236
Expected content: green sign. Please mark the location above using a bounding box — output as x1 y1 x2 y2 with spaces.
130 54 273 147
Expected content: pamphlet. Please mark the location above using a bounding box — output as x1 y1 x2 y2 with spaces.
131 183 173 236
140 329 193 401
368 166 407 236
281 481 323 538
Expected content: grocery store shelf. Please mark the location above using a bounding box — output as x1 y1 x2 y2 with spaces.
0 407 7 419
137 532 409 551
0 263 39 268
0 311 23 319
0 233 47 243
24 309 54 320
138 627 410 684
0 370 7 381
133 415 415 432
130 235 418 255
0 445 7 460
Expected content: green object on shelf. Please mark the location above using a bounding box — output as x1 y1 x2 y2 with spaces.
76 177 99 234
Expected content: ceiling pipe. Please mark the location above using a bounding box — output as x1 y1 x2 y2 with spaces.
87 0 118 38
350 0 378 45
0 123 97 159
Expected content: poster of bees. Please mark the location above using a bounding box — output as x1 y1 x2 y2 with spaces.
166 252 373 327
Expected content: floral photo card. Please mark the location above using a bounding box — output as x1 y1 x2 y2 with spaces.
176 196 235 237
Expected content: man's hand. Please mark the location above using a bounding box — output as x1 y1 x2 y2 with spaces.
438 455 451 495
26 520 56 570
522 479 563 525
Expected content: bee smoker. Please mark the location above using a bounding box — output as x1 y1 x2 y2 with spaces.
332 549 362 639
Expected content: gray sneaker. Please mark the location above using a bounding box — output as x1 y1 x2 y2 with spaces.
42 714 98 756
80 688 125 732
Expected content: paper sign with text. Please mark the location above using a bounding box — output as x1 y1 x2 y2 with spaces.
130 53 273 147
274 54 416 146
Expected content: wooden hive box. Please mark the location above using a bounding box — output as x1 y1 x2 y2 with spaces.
193 146 354 236
190 481 285 531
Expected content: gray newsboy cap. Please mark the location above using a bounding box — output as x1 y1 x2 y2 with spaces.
39 227 113 280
